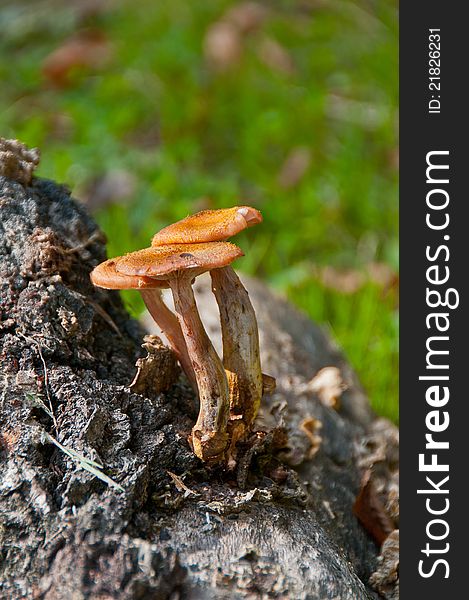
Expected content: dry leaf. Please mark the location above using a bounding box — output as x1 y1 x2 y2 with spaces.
353 470 394 546
42 30 112 88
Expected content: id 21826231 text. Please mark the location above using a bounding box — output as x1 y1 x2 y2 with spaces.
428 29 441 114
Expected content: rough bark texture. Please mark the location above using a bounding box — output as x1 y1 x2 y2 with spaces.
0 144 398 599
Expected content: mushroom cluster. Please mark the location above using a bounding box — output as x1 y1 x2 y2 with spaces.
90 206 273 466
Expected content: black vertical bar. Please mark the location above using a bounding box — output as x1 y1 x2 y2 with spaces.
400 3 467 596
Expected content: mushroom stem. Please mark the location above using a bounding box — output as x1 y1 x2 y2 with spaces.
169 276 230 463
210 267 263 441
140 289 197 391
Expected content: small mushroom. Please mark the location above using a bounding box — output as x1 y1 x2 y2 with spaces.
90 258 196 390
151 207 267 451
151 206 262 246
115 242 244 463
211 266 263 452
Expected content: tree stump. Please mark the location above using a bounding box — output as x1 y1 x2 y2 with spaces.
0 140 398 599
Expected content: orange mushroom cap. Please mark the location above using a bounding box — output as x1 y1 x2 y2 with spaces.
151 206 262 247
115 242 244 279
90 257 168 290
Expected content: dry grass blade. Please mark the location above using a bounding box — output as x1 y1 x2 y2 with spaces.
24 392 53 419
42 432 124 492
86 299 123 338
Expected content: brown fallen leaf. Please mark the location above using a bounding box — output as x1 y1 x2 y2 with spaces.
299 417 323 459
353 470 394 546
42 29 112 88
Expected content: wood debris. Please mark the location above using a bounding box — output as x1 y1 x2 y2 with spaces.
167 471 198 497
299 416 323 459
130 335 180 395
303 366 347 409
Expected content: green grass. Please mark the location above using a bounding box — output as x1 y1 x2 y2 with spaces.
0 0 398 421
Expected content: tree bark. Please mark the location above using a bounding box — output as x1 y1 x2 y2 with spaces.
0 141 398 599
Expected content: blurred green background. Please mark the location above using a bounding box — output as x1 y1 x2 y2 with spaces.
0 0 398 421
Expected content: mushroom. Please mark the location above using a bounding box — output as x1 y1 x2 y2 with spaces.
151 206 267 450
90 258 196 391
210 266 263 448
151 206 262 246
115 242 244 463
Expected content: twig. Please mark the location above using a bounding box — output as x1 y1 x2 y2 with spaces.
167 471 198 497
